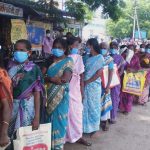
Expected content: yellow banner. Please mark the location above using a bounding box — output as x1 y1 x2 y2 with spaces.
122 71 147 96
11 19 27 43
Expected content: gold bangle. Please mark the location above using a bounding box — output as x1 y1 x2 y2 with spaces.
2 121 9 126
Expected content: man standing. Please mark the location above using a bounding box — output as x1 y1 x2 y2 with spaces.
42 30 54 58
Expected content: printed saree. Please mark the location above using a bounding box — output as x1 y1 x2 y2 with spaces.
45 57 73 150
8 62 44 136
101 55 113 120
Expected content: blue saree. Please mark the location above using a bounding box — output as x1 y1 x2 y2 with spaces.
83 54 104 133
101 55 113 120
45 57 73 150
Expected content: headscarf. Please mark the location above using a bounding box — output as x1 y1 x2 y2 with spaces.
126 49 134 64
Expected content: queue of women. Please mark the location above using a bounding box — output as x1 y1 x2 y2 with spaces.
0 36 150 150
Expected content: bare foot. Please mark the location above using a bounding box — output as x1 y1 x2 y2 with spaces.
77 138 92 146
90 132 100 138
123 111 129 115
101 121 109 131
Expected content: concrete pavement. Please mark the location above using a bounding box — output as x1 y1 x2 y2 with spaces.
65 103 150 150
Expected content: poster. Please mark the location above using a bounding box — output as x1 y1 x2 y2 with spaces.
27 25 45 51
11 19 28 43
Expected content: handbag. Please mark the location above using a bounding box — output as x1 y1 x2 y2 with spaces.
13 123 51 150
102 64 120 88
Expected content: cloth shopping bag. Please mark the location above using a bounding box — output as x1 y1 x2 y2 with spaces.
0 142 11 150
102 64 120 88
122 71 147 96
13 123 51 150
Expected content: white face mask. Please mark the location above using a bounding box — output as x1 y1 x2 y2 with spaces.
46 33 51 37
126 49 134 64
141 48 145 52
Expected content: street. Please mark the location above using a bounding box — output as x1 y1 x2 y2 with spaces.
65 103 150 150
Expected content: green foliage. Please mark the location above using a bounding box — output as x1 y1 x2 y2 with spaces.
106 0 150 39
65 0 125 22
81 0 125 20
65 0 93 22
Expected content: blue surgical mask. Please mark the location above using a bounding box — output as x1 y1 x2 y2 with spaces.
110 49 118 55
146 49 150 54
85 47 91 54
71 48 79 54
100 49 107 56
52 48 64 57
14 51 29 63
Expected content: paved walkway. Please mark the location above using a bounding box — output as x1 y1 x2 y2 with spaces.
65 103 150 150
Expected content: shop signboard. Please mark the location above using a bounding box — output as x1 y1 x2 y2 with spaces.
135 30 147 39
0 2 23 17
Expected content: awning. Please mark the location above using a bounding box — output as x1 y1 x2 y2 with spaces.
0 2 23 18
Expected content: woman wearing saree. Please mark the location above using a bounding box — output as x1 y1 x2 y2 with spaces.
138 44 150 105
120 44 138 114
44 38 73 150
83 38 104 138
0 56 13 148
65 37 92 146
8 40 44 137
99 42 113 131
109 42 125 123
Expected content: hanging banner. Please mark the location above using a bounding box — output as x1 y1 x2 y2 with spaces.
11 19 28 43
27 25 45 51
0 2 23 17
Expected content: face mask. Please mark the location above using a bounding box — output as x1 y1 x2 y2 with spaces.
100 49 107 56
146 49 150 54
14 51 29 63
141 48 145 52
71 48 79 54
46 33 51 37
85 47 91 54
110 49 118 55
52 48 64 57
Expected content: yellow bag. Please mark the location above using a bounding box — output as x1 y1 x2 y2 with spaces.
122 71 147 96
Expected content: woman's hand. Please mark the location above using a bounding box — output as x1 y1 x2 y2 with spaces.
16 73 24 80
45 76 62 85
84 80 89 87
0 133 9 147
32 117 39 130
105 86 110 94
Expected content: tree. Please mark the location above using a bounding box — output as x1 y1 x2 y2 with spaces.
65 0 125 22
65 0 93 22
106 0 150 39
81 0 125 20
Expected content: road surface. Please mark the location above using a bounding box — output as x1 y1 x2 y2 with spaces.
65 103 150 150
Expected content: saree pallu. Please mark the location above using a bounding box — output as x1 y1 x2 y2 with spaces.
101 56 113 121
0 68 13 123
8 62 44 137
110 54 125 120
45 57 73 150
83 54 104 133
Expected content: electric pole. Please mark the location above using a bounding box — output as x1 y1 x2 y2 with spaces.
132 0 141 40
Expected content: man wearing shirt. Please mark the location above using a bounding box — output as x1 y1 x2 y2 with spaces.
42 30 54 58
